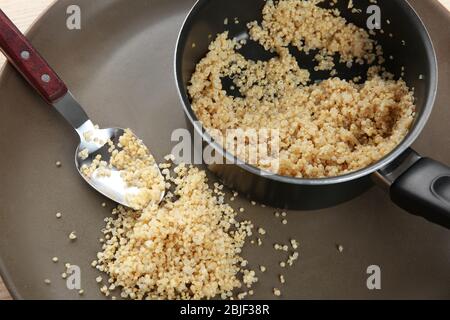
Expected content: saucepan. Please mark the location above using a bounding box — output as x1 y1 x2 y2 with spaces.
174 0 450 229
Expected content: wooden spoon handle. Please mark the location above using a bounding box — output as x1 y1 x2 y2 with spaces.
0 9 67 104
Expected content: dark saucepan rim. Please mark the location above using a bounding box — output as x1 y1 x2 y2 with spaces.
174 0 438 186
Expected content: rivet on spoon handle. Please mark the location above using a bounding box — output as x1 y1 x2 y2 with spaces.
0 9 67 104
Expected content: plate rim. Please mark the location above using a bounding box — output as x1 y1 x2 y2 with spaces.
0 0 60 300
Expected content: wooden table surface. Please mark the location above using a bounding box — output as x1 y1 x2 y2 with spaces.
0 0 449 301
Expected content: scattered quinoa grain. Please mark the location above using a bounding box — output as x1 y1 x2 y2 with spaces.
287 252 299 266
290 239 299 250
273 288 281 297
68 232 77 241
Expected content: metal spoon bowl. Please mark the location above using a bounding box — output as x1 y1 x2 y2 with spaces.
74 122 164 209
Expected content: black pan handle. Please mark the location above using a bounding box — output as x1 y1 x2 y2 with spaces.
375 149 450 229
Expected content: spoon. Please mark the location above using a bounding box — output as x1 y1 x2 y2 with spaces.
0 9 164 210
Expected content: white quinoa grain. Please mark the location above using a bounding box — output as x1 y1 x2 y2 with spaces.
290 239 299 250
78 149 89 160
287 252 299 266
68 232 77 241
273 288 281 297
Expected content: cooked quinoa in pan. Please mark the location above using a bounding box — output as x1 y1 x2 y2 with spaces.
188 0 416 178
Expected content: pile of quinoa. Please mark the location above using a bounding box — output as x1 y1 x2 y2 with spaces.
188 0 415 178
95 161 256 300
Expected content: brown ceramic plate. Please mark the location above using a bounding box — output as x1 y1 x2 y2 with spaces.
0 0 449 300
